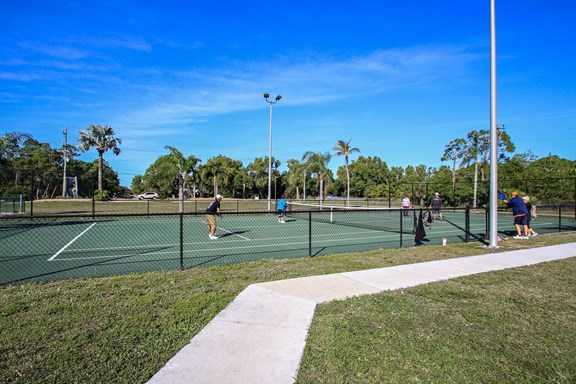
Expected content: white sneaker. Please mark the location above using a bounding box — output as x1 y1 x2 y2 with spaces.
531 232 538 237
512 235 523 239
522 236 529 239
209 235 218 240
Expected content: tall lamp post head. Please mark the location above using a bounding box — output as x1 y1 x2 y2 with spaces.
263 93 282 104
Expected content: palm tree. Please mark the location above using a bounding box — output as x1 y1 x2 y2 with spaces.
0 131 32 160
462 131 482 208
332 139 360 206
184 154 202 199
77 125 122 191
441 138 467 192
162 146 202 209
202 155 236 197
301 151 331 202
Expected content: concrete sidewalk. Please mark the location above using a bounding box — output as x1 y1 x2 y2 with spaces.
147 243 576 384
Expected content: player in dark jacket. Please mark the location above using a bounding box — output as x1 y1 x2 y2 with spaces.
503 191 529 239
206 194 223 239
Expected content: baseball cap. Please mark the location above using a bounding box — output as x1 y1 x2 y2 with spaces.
216 194 223 199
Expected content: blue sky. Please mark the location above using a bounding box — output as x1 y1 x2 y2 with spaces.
1 1 575 187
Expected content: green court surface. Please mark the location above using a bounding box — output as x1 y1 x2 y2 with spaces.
1 210 574 285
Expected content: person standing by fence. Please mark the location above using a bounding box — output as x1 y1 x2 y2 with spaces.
523 196 538 237
430 192 443 221
402 195 411 217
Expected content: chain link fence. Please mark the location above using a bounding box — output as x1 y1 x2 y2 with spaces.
0 208 468 285
2 205 575 285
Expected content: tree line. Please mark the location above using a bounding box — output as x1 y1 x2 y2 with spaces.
1 126 574 206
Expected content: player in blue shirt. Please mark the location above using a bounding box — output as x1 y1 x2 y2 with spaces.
277 195 287 224
503 191 529 239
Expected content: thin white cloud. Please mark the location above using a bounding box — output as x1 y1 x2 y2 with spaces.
0 72 41 81
19 42 90 60
77 36 152 51
114 44 483 128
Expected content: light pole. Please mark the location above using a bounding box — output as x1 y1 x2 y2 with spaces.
62 127 68 197
489 0 499 248
263 93 282 211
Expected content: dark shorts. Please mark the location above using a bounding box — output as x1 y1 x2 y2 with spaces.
432 208 441 213
514 215 528 226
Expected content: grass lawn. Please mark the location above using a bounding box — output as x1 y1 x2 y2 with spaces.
1 232 575 383
297 244 576 383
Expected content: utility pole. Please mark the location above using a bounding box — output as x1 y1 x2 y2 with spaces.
62 127 68 197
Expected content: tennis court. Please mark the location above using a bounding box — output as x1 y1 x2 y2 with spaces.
1 208 574 285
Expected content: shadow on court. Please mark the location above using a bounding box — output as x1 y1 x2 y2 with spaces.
2 245 174 285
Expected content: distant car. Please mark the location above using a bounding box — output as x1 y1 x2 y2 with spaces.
138 192 158 200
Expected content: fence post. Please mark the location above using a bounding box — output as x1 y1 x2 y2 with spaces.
485 208 489 241
30 175 34 219
179 212 184 270
465 206 470 242
558 205 562 232
308 211 312 257
399 209 403 248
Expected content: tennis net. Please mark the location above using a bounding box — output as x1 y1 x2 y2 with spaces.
287 202 414 234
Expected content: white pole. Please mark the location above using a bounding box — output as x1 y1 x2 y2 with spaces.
489 0 499 248
264 94 281 210
267 102 273 211
62 127 68 197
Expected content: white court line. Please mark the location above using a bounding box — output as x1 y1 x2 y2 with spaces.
200 220 251 240
49 223 493 262
48 222 97 261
